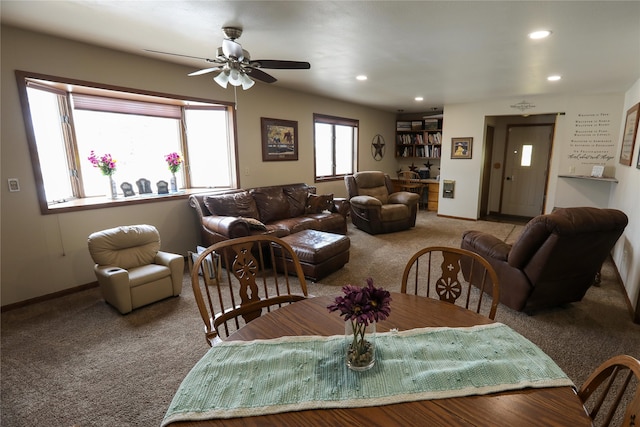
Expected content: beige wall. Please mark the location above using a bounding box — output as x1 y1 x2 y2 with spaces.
610 78 640 318
1 26 396 306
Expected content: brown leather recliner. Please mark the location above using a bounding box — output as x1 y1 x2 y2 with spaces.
461 207 628 313
344 171 420 234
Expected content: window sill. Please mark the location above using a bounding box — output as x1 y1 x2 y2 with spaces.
43 188 217 214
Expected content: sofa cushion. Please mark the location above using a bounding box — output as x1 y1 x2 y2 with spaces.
306 193 334 213
305 212 346 233
273 217 317 234
250 187 290 223
204 191 260 219
283 185 309 217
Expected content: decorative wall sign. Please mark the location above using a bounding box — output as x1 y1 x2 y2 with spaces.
371 134 386 160
261 117 298 161
451 137 473 159
509 100 536 112
565 111 615 174
619 102 639 166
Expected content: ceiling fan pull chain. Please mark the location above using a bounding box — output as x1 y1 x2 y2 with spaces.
234 85 238 110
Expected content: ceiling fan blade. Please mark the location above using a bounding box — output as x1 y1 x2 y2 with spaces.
222 39 244 60
252 60 311 70
246 67 277 84
188 67 223 77
144 49 214 62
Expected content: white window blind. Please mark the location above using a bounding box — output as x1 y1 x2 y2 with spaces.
71 93 182 119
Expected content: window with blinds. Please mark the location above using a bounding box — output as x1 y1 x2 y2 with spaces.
313 113 358 181
17 71 237 213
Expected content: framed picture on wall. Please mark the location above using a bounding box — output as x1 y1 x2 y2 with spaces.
451 137 473 159
619 102 639 166
261 117 298 161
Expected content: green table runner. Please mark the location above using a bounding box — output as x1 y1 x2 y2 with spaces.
162 323 573 426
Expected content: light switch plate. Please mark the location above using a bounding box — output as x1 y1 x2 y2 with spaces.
8 178 20 192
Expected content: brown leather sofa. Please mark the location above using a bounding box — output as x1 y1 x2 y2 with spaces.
344 171 420 234
189 183 349 247
461 207 628 313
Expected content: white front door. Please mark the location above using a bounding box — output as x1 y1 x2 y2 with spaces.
501 125 553 217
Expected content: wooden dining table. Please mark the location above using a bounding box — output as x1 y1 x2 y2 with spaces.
168 293 591 426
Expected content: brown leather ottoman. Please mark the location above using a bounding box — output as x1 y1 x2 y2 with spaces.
274 229 350 282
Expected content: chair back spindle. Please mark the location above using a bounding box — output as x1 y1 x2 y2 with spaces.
401 246 500 320
191 235 308 346
578 354 640 426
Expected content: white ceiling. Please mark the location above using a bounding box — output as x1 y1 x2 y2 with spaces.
2 1 639 113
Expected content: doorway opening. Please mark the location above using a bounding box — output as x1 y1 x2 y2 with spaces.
479 114 558 224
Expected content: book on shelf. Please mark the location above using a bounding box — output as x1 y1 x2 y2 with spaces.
396 121 411 131
424 119 439 131
411 121 423 131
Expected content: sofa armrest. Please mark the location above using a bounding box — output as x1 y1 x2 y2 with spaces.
349 195 382 208
332 197 351 217
461 230 511 262
202 215 251 239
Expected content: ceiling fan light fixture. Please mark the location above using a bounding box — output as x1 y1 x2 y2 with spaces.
214 70 230 88
240 73 255 90
229 68 242 86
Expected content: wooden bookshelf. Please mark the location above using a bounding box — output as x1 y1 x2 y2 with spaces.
396 118 443 159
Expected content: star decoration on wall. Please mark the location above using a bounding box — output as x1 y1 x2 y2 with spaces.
371 134 386 161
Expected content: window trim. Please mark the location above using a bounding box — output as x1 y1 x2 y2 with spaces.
15 70 238 214
313 113 358 182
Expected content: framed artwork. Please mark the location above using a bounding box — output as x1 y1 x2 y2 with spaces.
261 117 298 161
619 102 639 166
451 137 473 159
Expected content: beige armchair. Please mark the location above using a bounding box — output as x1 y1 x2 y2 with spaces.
344 171 420 234
87 224 184 314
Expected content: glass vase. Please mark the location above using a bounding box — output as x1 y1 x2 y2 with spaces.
170 173 177 192
345 320 376 371
107 175 117 199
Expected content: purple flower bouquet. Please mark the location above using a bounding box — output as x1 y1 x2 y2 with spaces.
328 278 391 370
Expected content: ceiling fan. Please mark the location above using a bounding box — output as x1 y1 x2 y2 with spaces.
146 27 310 90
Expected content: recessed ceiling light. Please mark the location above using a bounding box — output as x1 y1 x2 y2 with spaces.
547 75 561 81
415 97 424 101
529 30 552 39
356 75 367 81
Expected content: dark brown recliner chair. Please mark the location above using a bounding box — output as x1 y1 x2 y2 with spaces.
461 207 628 313
344 171 420 234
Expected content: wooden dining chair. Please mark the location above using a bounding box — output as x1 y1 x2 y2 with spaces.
190 235 309 346
401 246 500 319
577 354 640 426
397 170 425 209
